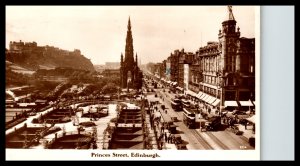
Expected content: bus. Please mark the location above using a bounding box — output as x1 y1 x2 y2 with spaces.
171 98 182 111
182 107 196 129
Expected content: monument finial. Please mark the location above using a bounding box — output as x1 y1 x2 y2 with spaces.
228 6 235 20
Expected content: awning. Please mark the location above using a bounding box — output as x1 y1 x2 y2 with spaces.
239 101 254 106
193 91 198 97
199 93 205 99
208 97 216 104
197 92 203 99
202 95 210 102
204 96 212 103
212 99 220 106
200 94 207 100
246 115 256 123
186 90 197 97
224 101 238 107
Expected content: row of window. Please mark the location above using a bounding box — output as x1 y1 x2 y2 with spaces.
200 85 219 97
200 56 219 72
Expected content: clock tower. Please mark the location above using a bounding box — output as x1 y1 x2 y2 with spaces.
218 6 240 73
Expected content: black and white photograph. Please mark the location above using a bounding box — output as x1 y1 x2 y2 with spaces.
5 6 260 160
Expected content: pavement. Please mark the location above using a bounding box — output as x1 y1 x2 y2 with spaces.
146 93 179 150
236 123 255 140
147 91 196 150
144 114 159 149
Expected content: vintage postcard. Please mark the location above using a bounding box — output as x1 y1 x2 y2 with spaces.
5 6 260 160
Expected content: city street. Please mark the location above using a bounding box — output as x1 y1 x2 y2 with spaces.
144 79 254 150
6 6 257 152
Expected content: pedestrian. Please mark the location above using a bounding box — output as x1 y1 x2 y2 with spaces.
161 125 164 133
160 140 164 150
168 133 172 143
159 133 164 141
170 134 175 144
245 122 247 130
164 132 168 142
171 134 175 144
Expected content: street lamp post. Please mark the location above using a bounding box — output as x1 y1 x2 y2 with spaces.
220 85 223 116
217 72 223 117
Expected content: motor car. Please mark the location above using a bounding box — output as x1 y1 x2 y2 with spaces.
232 110 247 115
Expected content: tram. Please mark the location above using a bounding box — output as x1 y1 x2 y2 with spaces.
171 98 182 111
181 99 190 109
182 107 196 129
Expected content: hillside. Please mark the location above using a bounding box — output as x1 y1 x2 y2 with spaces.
6 61 32 87
6 60 35 75
6 41 95 71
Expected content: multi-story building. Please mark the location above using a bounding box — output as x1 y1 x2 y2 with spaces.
154 63 164 78
198 41 220 106
165 58 171 81
158 6 255 110
195 6 255 109
169 50 180 83
162 60 167 79
178 51 194 89
188 53 200 93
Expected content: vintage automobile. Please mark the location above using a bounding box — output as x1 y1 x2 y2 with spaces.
174 135 187 150
203 116 221 131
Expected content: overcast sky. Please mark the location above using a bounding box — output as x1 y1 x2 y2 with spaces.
6 6 257 65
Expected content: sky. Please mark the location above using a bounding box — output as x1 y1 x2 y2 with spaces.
6 6 257 65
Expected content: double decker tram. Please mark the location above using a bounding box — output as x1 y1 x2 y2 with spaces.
182 107 196 129
171 98 182 111
181 99 190 109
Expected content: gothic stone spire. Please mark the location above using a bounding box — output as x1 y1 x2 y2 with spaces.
125 16 134 67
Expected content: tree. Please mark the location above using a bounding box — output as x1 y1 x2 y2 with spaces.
102 83 118 94
134 71 143 90
61 92 74 99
